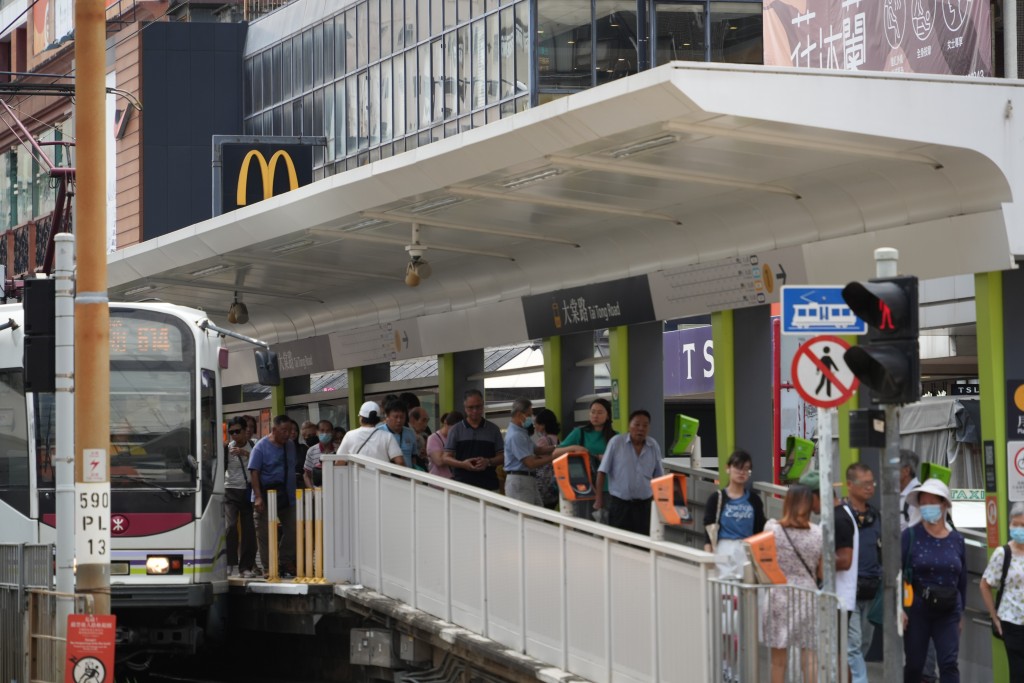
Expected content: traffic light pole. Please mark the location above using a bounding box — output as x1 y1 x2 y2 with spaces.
874 248 904 683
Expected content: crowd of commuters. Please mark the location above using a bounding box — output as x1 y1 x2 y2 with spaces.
699 447 991 683
227 396 1016 683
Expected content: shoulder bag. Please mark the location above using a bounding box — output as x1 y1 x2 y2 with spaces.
780 524 822 589
993 544 1013 640
706 490 724 552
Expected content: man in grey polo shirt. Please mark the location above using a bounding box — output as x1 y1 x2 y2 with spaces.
442 389 505 491
594 409 663 534
503 397 556 504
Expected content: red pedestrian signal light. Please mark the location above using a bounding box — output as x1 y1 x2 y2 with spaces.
878 301 894 330
841 276 919 404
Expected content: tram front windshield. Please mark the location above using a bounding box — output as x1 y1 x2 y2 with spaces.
36 310 197 490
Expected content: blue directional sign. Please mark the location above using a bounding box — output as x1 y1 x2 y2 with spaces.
781 285 867 335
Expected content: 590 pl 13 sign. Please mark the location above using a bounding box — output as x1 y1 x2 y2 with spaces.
75 482 110 562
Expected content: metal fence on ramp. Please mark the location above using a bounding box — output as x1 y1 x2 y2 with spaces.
1 544 55 683
708 578 848 683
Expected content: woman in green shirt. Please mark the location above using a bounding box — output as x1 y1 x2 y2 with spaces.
553 398 616 520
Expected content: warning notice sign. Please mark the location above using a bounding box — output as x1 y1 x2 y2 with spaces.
66 614 115 683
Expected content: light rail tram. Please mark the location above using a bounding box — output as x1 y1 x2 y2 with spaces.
0 301 228 667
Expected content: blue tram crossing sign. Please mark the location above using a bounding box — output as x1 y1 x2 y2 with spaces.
781 285 868 336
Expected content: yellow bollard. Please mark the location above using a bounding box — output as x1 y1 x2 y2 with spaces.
314 487 324 582
304 487 314 581
296 488 305 581
267 490 280 582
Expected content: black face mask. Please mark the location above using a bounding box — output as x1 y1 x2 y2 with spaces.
304 436 318 447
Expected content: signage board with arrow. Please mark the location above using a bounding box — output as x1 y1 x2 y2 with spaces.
648 246 807 320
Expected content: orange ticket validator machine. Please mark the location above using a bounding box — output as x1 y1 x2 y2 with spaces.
553 453 595 501
651 473 692 526
650 472 693 539
744 530 787 584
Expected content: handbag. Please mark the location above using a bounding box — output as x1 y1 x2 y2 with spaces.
919 584 958 613
856 576 881 602
902 527 915 608
706 490 724 551
993 543 1013 640
780 525 822 589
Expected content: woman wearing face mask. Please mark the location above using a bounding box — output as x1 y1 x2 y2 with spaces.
302 420 336 489
901 478 967 683
980 502 1024 681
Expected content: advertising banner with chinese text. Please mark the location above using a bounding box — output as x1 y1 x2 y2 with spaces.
763 0 992 76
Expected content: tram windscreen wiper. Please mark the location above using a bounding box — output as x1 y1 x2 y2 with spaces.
111 474 188 499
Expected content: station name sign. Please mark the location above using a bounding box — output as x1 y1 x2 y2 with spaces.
522 275 656 338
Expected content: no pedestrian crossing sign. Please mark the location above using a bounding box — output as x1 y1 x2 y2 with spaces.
792 335 859 409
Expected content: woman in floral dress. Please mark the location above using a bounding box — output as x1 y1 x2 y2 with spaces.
763 484 821 683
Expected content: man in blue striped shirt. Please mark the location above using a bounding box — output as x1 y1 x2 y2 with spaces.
594 410 663 534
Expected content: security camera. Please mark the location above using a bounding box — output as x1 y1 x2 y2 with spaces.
405 261 421 287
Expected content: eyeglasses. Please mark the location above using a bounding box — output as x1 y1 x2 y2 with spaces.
228 429 242 435
854 480 877 488
731 466 752 474
464 403 484 411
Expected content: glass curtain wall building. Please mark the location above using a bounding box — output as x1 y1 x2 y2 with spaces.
243 0 762 177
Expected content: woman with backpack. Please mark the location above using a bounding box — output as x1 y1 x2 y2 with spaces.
980 502 1024 681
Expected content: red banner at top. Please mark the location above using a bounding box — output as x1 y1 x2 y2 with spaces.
764 0 992 76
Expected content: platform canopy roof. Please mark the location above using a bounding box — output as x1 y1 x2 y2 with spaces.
108 63 1023 369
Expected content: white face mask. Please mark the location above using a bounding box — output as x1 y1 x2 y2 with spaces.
920 504 943 524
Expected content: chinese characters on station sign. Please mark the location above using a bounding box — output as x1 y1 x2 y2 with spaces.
522 275 656 338
763 0 992 76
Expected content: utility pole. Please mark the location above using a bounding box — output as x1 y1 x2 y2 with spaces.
874 248 904 683
843 247 917 683
54 233 75 639
74 0 110 615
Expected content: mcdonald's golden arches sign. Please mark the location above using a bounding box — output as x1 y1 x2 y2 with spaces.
221 142 314 214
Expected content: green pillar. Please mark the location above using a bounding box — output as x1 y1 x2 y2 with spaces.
711 310 736 479
437 353 455 415
608 326 629 434
979 272 1009 681
347 366 363 429
838 334 859 498
837 397 858 499
977 271 1009 683
543 336 562 424
270 382 285 417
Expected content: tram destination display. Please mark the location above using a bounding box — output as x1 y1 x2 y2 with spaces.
109 315 183 362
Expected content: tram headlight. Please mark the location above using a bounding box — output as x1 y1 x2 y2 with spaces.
146 556 170 575
145 555 184 575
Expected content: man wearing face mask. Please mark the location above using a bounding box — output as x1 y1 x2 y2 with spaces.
503 398 556 505
303 420 336 489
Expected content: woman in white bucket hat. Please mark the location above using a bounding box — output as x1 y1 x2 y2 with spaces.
901 478 967 683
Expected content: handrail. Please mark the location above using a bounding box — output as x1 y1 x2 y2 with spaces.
324 451 715 682
663 460 790 498
323 452 715 565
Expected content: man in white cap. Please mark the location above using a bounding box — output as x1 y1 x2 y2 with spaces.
337 401 404 465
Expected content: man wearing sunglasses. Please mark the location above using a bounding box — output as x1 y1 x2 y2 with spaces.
843 463 882 683
224 417 257 578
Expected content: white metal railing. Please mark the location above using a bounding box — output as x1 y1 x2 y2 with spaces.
322 453 716 683
708 579 847 683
